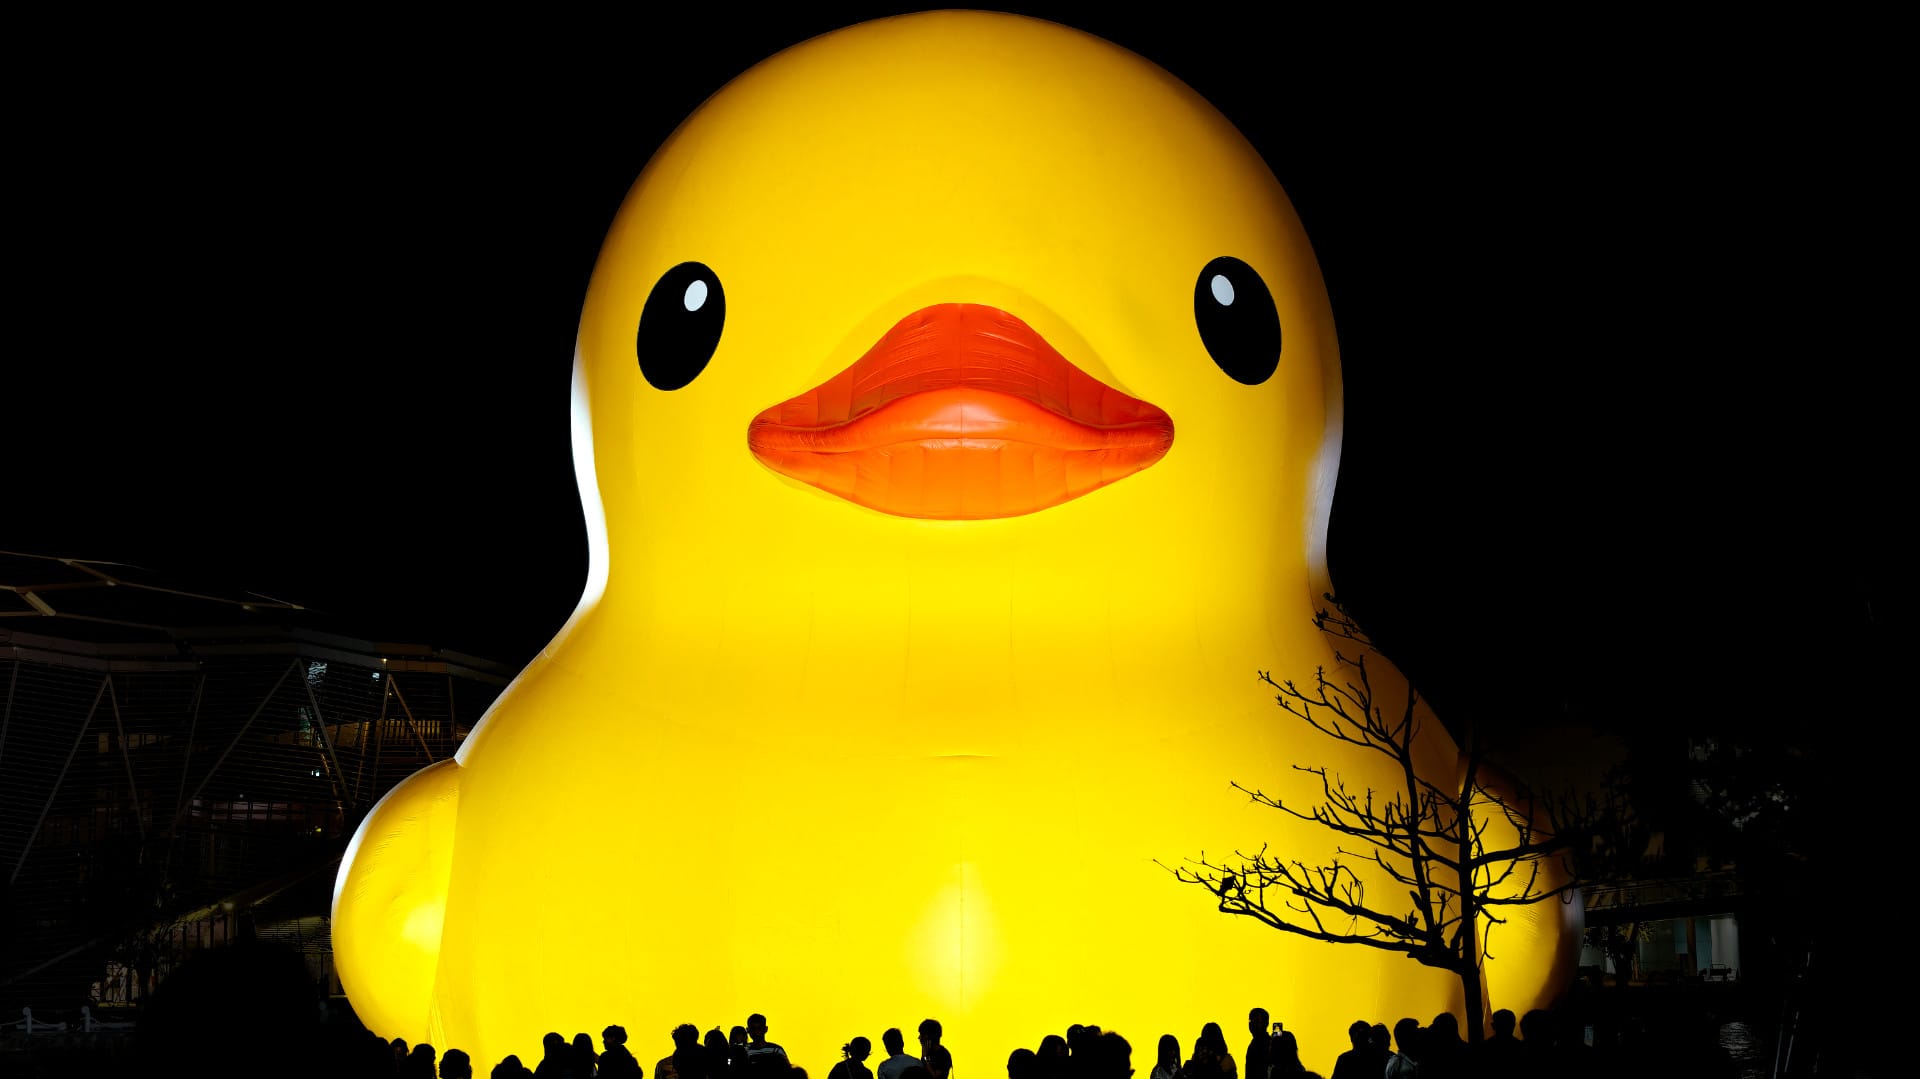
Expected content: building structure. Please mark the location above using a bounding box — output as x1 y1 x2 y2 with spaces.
0 551 510 1026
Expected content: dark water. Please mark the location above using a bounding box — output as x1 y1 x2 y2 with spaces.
1719 1020 1772 1078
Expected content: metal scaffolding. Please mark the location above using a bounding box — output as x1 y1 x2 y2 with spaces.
0 551 513 1015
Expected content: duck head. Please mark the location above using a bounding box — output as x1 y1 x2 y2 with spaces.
570 10 1342 632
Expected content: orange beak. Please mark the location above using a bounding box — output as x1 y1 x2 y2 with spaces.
748 304 1174 519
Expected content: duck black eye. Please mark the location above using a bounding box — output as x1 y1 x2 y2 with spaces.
636 261 725 390
1193 256 1280 385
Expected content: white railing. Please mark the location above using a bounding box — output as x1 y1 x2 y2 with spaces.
0 1005 137 1037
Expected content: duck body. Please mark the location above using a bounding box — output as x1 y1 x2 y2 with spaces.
333 13 1579 1074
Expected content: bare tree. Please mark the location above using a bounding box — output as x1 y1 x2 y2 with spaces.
1165 597 1580 1043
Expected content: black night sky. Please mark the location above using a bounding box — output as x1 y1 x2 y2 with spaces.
11 7 1896 768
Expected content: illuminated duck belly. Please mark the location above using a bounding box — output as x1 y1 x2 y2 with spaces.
428 558 1456 1071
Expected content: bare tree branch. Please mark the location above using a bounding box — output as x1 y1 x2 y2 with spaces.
1176 594 1608 1045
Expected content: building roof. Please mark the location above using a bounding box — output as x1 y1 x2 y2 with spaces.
1 550 514 680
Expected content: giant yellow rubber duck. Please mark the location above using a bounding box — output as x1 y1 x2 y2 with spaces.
333 11 1579 1075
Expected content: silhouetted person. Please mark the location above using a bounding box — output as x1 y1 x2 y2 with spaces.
396 1038 415 1077
878 1029 918 1079
1244 1010 1270 1079
1149 1035 1179 1079
1475 1009 1521 1079
1008 1047 1039 1079
497 1056 536 1079
573 1033 601 1078
705 1029 733 1079
443 1048 476 1079
745 1014 791 1078
1383 1019 1421 1079
537 1032 575 1079
1181 1023 1234 1079
1206 1023 1235 1079
405 1043 441 1079
1326 1021 1383 1079
918 1019 953 1079
730 1027 754 1076
1267 1032 1302 1078
680 1024 710 1079
1517 1009 1554 1073
1174 1031 1204 1079
1090 1030 1132 1079
597 1024 643 1079
651 1024 701 1079
355 1028 399 1079
830 1037 875 1079
1033 1034 1069 1079
1418 1013 1463 1079
1064 1026 1090 1079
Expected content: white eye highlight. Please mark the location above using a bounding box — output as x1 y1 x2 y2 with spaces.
684 280 709 312
1209 274 1235 306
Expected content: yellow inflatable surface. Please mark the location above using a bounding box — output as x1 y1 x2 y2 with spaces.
333 12 1578 1074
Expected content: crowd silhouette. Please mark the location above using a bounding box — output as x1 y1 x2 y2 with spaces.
6 939 1750 1078
228 999 1732 1079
